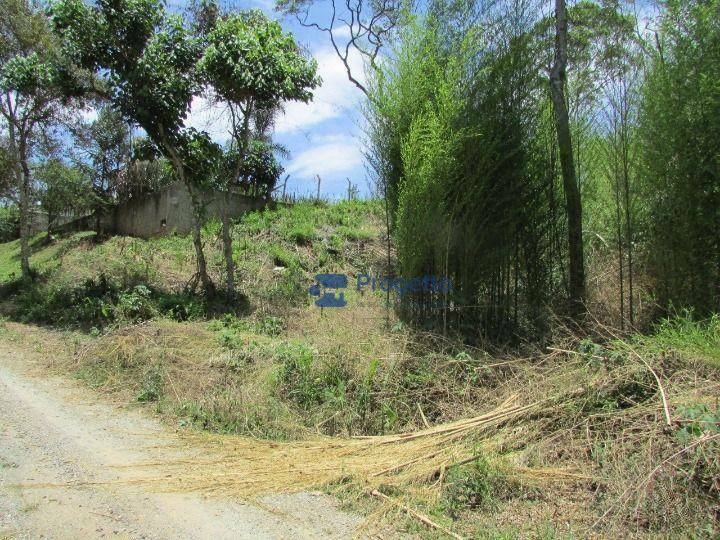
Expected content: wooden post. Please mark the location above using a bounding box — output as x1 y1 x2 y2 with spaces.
316 174 321 201
281 174 289 201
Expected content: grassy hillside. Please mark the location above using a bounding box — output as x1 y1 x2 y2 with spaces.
0 200 387 326
0 200 718 538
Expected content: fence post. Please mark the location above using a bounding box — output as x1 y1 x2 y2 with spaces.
281 174 289 201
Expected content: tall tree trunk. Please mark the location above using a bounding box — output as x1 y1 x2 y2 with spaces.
614 151 625 330
188 185 214 296
7 115 31 280
621 96 634 326
550 0 586 318
158 126 214 296
221 99 254 299
220 194 235 298
18 158 31 279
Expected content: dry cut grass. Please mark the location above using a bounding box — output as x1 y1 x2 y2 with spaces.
46 318 720 538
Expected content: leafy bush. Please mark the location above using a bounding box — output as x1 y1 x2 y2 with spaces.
115 284 158 322
272 342 351 410
1 273 205 328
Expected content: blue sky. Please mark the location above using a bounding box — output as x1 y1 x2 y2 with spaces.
184 0 370 199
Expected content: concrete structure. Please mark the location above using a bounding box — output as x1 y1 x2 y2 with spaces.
113 181 270 239
53 182 274 239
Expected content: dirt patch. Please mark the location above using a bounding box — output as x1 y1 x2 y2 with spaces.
0 335 368 539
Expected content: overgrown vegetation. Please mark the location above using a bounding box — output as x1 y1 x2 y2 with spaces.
1 0 718 537
367 0 720 341
0 200 384 328
0 200 717 536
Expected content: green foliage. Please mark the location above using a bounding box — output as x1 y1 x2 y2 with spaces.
0 52 54 92
442 457 508 517
219 140 283 196
50 0 187 135
36 158 93 227
137 367 163 403
199 9 319 104
642 311 720 367
264 266 307 306
286 223 316 246
369 13 559 340
676 404 720 442
209 313 284 346
178 397 294 438
0 273 205 328
638 0 720 316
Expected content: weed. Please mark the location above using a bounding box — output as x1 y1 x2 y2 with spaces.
442 456 508 517
336 225 374 242
267 244 301 269
178 397 298 439
264 267 307 306
643 310 720 367
137 368 163 403
287 224 316 246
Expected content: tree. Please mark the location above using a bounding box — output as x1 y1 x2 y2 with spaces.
75 106 131 236
549 0 585 318
639 0 720 315
50 0 222 294
199 8 318 297
367 6 563 341
0 0 76 278
36 157 91 234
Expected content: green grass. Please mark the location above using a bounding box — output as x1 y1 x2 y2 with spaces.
638 310 720 368
0 200 384 329
0 231 95 281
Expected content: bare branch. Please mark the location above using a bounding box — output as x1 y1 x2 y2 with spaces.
281 0 405 99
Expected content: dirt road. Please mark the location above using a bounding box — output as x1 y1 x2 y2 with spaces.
0 338 365 539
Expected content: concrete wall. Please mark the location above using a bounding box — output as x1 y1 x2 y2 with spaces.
113 181 270 239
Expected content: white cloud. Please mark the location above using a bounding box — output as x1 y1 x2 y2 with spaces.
185 46 365 139
275 47 365 134
284 133 363 178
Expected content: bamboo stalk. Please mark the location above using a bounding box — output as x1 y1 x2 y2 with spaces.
370 490 464 540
